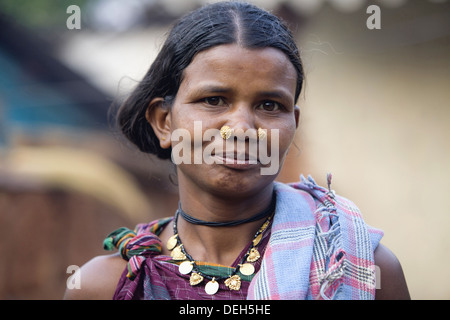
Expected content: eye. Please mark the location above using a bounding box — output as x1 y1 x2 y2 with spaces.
258 101 281 112
203 96 225 106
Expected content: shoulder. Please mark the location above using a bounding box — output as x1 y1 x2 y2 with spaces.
374 243 410 300
63 253 127 300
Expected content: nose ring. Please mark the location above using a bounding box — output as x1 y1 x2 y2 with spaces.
220 126 266 140
220 125 233 140
257 128 267 140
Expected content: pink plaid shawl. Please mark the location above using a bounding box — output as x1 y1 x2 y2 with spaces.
247 175 383 300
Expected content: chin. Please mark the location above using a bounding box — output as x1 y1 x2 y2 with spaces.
177 161 279 199
208 169 277 199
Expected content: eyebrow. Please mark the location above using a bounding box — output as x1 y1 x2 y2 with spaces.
192 85 293 102
258 90 292 101
191 85 232 95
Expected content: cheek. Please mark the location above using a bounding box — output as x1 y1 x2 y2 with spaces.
170 106 189 130
170 104 218 132
268 120 297 156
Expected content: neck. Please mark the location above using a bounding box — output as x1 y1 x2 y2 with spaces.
175 175 275 266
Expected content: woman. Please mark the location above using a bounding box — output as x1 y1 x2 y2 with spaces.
65 1 409 300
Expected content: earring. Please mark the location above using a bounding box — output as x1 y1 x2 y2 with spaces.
257 128 267 140
220 125 233 140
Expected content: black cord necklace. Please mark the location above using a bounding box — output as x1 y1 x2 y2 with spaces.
178 192 276 227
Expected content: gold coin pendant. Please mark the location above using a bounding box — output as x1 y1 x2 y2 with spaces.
239 263 255 276
253 233 263 246
166 234 178 250
179 261 193 275
205 279 219 295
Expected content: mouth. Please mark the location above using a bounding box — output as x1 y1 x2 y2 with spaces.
211 152 259 170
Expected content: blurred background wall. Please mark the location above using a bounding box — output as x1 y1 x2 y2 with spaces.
0 0 448 299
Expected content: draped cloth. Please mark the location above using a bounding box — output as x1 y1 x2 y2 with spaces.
104 218 271 300
104 175 383 300
248 176 383 299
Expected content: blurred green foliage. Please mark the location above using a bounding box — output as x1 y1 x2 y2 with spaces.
0 0 89 29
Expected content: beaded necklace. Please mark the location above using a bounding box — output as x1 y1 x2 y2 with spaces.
166 200 275 295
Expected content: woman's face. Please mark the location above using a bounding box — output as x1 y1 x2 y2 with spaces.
168 43 299 197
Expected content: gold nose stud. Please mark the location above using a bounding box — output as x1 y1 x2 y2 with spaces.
220 125 233 140
220 126 266 140
257 128 267 140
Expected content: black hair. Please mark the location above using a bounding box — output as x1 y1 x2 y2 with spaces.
115 1 304 159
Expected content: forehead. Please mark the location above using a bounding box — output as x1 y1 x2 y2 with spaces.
181 44 297 95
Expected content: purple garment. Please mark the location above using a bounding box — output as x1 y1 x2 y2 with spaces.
112 219 271 300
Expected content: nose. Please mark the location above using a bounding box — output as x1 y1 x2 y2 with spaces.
225 105 257 140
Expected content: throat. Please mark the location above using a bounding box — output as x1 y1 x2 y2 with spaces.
177 221 262 266
178 192 276 227
170 207 274 267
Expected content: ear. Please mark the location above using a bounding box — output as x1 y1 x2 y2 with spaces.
145 97 171 149
294 105 300 128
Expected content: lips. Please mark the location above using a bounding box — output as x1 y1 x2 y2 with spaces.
211 152 259 170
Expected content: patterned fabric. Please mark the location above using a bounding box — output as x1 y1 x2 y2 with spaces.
103 218 173 280
104 176 383 300
247 176 383 300
104 216 271 300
